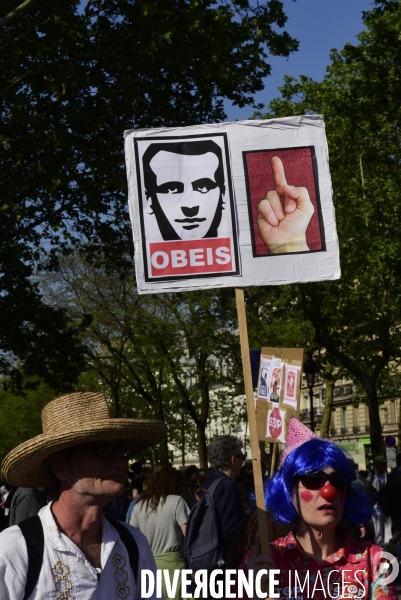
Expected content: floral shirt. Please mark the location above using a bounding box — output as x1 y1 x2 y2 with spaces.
239 530 397 600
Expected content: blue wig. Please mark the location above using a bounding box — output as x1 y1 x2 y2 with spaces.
266 438 372 525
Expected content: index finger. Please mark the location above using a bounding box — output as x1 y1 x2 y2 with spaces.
271 156 287 195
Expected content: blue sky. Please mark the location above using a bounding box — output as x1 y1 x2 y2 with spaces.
224 0 375 121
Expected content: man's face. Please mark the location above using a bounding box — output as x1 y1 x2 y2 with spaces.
59 441 129 502
149 151 222 240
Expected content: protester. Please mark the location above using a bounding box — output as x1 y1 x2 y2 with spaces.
378 452 401 535
126 480 142 524
198 467 211 484
130 466 190 600
339 458 375 542
186 435 246 575
130 461 145 499
0 391 166 599
0 483 14 530
238 418 397 600
9 486 48 526
367 454 392 544
236 463 255 513
203 435 246 548
184 464 200 500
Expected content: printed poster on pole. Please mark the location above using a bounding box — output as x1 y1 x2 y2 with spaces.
124 115 340 294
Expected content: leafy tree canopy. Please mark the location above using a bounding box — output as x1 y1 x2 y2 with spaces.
258 0 401 454
0 0 298 385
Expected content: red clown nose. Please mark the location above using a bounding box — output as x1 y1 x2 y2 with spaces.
320 485 338 501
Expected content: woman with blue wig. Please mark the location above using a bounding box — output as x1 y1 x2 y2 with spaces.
238 418 397 600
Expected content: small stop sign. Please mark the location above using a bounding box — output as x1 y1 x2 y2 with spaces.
269 407 282 439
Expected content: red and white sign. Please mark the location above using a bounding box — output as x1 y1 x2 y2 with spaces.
283 364 301 409
267 407 286 443
148 238 233 277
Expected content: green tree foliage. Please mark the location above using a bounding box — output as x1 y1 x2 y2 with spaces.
258 0 401 455
0 0 298 385
0 379 56 465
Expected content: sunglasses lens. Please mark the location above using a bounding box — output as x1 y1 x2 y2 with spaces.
299 473 326 490
328 472 347 491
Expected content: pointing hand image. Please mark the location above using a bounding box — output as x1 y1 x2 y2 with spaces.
257 156 315 255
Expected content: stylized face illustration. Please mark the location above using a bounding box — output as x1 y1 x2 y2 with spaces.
148 151 223 240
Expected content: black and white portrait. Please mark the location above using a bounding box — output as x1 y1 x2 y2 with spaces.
134 134 239 282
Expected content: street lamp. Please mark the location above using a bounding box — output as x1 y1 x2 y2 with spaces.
303 351 319 432
178 395 186 470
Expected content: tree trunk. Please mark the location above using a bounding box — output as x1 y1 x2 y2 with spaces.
320 379 334 437
398 399 401 453
364 380 383 457
197 425 208 468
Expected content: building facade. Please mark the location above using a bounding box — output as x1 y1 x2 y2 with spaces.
299 374 400 470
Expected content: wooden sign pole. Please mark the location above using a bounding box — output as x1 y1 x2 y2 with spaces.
235 288 270 556
270 443 278 478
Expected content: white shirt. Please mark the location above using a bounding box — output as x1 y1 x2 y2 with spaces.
0 502 159 600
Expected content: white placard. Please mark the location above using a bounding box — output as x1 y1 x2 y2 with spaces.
124 116 340 294
257 357 272 400
268 357 284 404
282 364 301 409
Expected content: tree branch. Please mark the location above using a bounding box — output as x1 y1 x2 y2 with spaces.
0 69 33 98
0 0 38 31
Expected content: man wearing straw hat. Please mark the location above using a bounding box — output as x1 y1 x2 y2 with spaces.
0 392 167 599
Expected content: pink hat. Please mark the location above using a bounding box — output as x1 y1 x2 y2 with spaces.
279 417 317 465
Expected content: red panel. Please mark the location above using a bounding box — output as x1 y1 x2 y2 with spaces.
244 147 323 256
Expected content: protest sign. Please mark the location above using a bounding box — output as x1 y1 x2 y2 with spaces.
267 406 286 442
124 116 340 294
257 356 272 400
124 116 337 555
283 364 301 409
256 347 304 445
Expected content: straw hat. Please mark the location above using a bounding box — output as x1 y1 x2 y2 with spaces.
1 392 167 487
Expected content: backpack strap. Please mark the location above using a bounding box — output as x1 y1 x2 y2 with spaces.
19 515 44 600
105 516 139 582
194 475 225 501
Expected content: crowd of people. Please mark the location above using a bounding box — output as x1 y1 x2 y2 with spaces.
0 391 400 599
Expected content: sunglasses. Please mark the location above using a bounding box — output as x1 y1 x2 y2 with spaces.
296 471 349 492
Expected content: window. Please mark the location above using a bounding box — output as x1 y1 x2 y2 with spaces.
341 407 347 433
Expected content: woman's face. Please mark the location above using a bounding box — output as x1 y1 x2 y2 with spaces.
292 467 347 532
